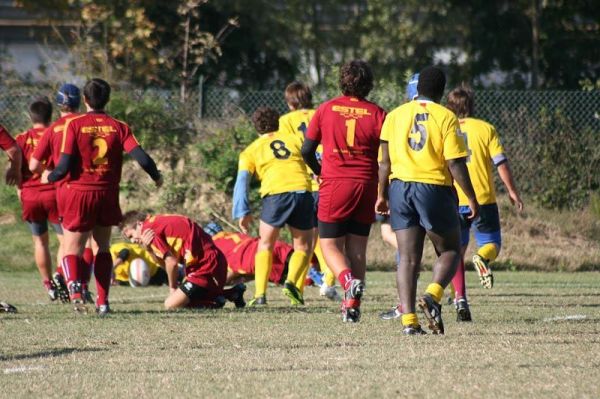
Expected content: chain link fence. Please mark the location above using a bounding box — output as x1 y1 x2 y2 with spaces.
2 84 598 202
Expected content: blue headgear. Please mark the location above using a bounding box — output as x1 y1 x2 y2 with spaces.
203 221 223 236
56 83 81 108
406 73 419 101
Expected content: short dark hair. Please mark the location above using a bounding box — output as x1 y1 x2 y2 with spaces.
285 81 313 109
29 97 53 125
417 66 446 102
252 107 279 133
83 78 111 110
447 85 474 118
339 60 374 99
119 210 147 230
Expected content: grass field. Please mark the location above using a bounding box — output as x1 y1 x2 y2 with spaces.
1 270 599 398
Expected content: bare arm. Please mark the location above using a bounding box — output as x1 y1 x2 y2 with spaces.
5 144 22 186
497 161 523 211
164 255 180 292
448 157 479 219
29 157 43 175
375 141 391 215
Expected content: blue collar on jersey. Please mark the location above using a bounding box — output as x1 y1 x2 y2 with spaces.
415 95 435 102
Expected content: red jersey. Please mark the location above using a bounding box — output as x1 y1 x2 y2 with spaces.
15 127 54 191
61 111 139 189
0 125 15 151
306 95 386 182
212 231 292 283
33 113 80 167
143 214 220 267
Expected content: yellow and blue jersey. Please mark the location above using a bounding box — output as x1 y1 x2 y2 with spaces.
238 130 311 197
454 117 506 206
381 100 468 186
110 242 161 283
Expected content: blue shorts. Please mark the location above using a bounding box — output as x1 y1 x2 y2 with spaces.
459 203 501 248
375 213 390 223
261 191 314 230
389 180 459 234
27 221 63 237
311 192 319 228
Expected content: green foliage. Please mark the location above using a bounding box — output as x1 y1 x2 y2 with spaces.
107 92 191 149
0 184 20 217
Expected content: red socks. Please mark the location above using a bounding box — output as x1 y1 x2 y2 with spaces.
61 254 79 286
94 252 112 306
451 258 467 300
80 248 94 289
338 269 354 291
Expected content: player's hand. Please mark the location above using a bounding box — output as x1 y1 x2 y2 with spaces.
509 191 524 212
239 214 253 234
40 169 51 184
466 197 480 220
154 174 164 188
5 165 21 186
140 228 155 247
375 196 389 215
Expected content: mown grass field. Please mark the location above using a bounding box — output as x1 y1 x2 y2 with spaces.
1 269 599 399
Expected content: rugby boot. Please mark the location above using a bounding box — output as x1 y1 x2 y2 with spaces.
341 279 364 323
53 272 70 303
402 325 427 335
379 304 402 320
69 281 87 314
282 281 304 305
473 254 494 289
0 301 17 313
455 298 472 322
96 303 111 317
248 295 267 307
418 293 444 334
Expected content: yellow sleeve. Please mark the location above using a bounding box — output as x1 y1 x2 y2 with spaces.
442 115 468 160
238 146 255 174
278 114 293 136
488 125 506 164
380 112 394 142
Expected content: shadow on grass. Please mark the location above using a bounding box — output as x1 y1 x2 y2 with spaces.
0 347 105 362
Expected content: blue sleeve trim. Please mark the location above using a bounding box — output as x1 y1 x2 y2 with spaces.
232 170 251 219
492 153 507 166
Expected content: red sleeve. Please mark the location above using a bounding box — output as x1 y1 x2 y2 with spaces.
61 118 77 155
121 123 140 153
0 125 16 151
306 106 322 142
32 127 52 164
150 233 171 260
377 108 387 137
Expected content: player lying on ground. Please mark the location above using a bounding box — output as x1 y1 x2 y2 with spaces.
110 241 169 286
120 212 245 309
0 123 22 313
233 107 314 306
46 78 163 315
29 84 95 303
15 97 65 301
302 60 386 322
278 81 337 299
376 66 479 335
445 85 523 318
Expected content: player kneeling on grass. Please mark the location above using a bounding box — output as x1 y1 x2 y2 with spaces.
15 98 65 301
110 241 169 287
302 60 387 322
376 66 479 335
233 107 314 306
120 212 243 310
0 123 23 313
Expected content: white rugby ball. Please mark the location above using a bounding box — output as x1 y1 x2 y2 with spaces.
129 258 150 287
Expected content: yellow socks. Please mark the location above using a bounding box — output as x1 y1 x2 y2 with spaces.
478 243 498 262
401 312 419 327
314 237 336 287
254 249 273 298
286 250 309 287
323 267 336 287
425 283 444 304
295 260 310 293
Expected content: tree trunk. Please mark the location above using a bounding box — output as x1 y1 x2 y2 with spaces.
531 0 541 89
180 13 190 102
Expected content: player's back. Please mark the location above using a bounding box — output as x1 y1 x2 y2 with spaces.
308 95 386 182
240 131 311 197
16 127 51 190
36 113 80 166
279 109 316 140
383 100 466 186
63 112 139 189
454 117 504 205
212 231 256 271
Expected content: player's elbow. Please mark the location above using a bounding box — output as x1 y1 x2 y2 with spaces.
29 158 41 174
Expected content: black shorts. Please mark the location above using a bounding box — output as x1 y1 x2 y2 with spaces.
318 220 372 239
260 191 314 230
180 280 225 308
311 192 319 228
389 180 459 234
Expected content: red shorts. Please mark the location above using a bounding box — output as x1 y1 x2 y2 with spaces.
185 248 227 296
58 185 122 232
20 188 59 224
318 179 378 225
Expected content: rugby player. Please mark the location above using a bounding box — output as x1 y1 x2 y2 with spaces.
110 241 168 286
46 78 163 315
120 212 232 310
15 97 63 301
0 123 22 313
279 82 338 300
302 60 386 322
446 84 523 319
233 107 313 306
376 66 479 334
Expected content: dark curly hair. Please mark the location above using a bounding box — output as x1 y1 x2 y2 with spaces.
339 60 374 99
252 107 279 133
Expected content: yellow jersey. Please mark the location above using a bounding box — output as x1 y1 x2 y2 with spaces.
279 109 321 191
454 117 506 206
238 130 311 197
381 100 468 186
110 242 161 283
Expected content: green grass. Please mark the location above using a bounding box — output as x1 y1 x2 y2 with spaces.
1 270 599 398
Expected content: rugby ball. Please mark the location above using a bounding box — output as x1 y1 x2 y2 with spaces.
129 258 150 287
